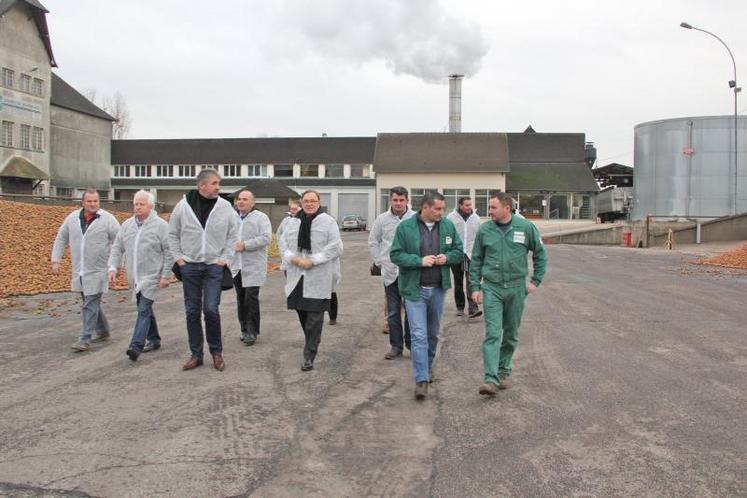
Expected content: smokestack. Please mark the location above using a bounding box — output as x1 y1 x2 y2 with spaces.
448 74 463 133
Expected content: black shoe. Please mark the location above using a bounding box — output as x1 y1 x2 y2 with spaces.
243 332 257 346
468 309 483 319
414 381 428 401
328 319 337 325
126 348 140 362
142 342 160 353
456 309 464 317
301 359 314 371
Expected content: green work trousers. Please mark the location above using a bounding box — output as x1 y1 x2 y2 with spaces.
482 282 527 386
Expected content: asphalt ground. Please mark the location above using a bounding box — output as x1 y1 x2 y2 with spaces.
0 232 745 497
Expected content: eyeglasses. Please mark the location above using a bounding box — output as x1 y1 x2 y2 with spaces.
302 199 319 204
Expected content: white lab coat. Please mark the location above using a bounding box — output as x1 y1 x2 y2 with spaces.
230 209 272 287
367 208 415 286
447 210 481 259
108 211 173 302
51 208 120 295
168 194 238 265
279 213 343 299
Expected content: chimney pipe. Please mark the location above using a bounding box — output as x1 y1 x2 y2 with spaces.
448 74 463 133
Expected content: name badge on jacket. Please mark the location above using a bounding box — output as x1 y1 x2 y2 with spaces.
445 236 453 245
513 231 526 244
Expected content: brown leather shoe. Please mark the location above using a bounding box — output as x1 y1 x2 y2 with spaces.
182 356 203 371
212 353 225 371
498 373 511 390
479 382 498 396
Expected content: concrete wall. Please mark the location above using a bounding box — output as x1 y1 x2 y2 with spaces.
0 3 52 189
543 224 629 245
50 106 112 190
647 213 747 247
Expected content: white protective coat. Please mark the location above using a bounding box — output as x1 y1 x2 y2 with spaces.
447 209 481 259
108 211 173 302
230 209 272 287
51 209 120 296
168 195 238 265
279 213 343 299
367 208 415 286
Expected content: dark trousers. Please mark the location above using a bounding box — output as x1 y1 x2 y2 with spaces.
181 262 224 358
451 254 477 312
329 292 338 321
297 310 324 362
385 279 410 352
233 274 260 336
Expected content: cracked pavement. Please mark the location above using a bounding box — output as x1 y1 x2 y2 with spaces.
0 233 745 497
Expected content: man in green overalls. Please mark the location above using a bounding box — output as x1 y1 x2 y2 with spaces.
470 192 547 395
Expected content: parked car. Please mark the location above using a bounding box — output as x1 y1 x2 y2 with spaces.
341 214 367 231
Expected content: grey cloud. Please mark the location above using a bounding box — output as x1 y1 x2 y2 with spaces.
281 0 490 83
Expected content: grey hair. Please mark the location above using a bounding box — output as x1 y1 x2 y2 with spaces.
133 189 155 207
81 188 99 201
196 167 220 184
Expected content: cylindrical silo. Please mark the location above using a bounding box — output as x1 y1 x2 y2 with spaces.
633 115 747 219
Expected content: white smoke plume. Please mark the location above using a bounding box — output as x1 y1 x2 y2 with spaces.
282 0 490 83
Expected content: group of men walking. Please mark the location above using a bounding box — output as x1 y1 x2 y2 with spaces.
369 187 547 399
51 171 546 399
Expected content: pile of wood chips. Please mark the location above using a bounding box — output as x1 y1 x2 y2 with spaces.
0 199 279 298
692 243 747 270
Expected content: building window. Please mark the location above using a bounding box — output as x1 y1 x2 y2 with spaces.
443 189 471 212
113 165 130 177
274 164 293 177
20 74 31 92
134 165 151 177
245 164 265 177
2 121 13 147
56 187 73 198
325 164 344 178
32 127 43 151
223 164 240 177
379 188 390 213
349 164 370 177
474 189 502 217
178 164 196 177
410 188 437 210
97 190 109 200
2 68 14 88
155 164 173 177
19 124 30 149
300 164 319 177
32 78 43 97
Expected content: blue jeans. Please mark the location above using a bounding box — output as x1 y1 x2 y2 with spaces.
385 279 410 352
128 293 160 352
80 293 109 342
181 262 224 358
404 287 446 383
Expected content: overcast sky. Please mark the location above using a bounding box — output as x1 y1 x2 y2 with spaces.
46 0 747 166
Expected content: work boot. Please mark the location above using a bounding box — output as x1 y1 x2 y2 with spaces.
479 382 498 396
498 373 511 390
301 359 314 371
71 340 90 352
414 381 428 401
384 348 402 360
91 332 110 343
126 348 140 362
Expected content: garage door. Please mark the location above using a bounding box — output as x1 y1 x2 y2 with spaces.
338 193 368 221
319 193 332 214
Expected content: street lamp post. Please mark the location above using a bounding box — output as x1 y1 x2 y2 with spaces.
681 22 741 215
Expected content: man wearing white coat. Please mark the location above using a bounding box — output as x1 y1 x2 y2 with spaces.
447 196 483 319
169 169 238 372
230 188 272 346
279 189 343 371
108 190 173 362
51 189 120 352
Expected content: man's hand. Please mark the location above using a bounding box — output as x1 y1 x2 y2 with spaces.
108 270 117 285
435 254 447 265
176 258 186 267
291 257 313 269
216 260 226 267
158 277 170 288
235 241 245 252
422 255 437 267
472 291 482 305
527 282 538 294
51 262 60 274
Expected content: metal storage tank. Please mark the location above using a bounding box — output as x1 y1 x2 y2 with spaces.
633 115 747 219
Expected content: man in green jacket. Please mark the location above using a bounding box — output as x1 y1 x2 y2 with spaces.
470 192 547 395
390 191 463 401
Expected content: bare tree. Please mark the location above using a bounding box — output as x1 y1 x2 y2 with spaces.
84 89 132 139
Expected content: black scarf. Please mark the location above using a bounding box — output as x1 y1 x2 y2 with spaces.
459 208 473 221
296 208 320 252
